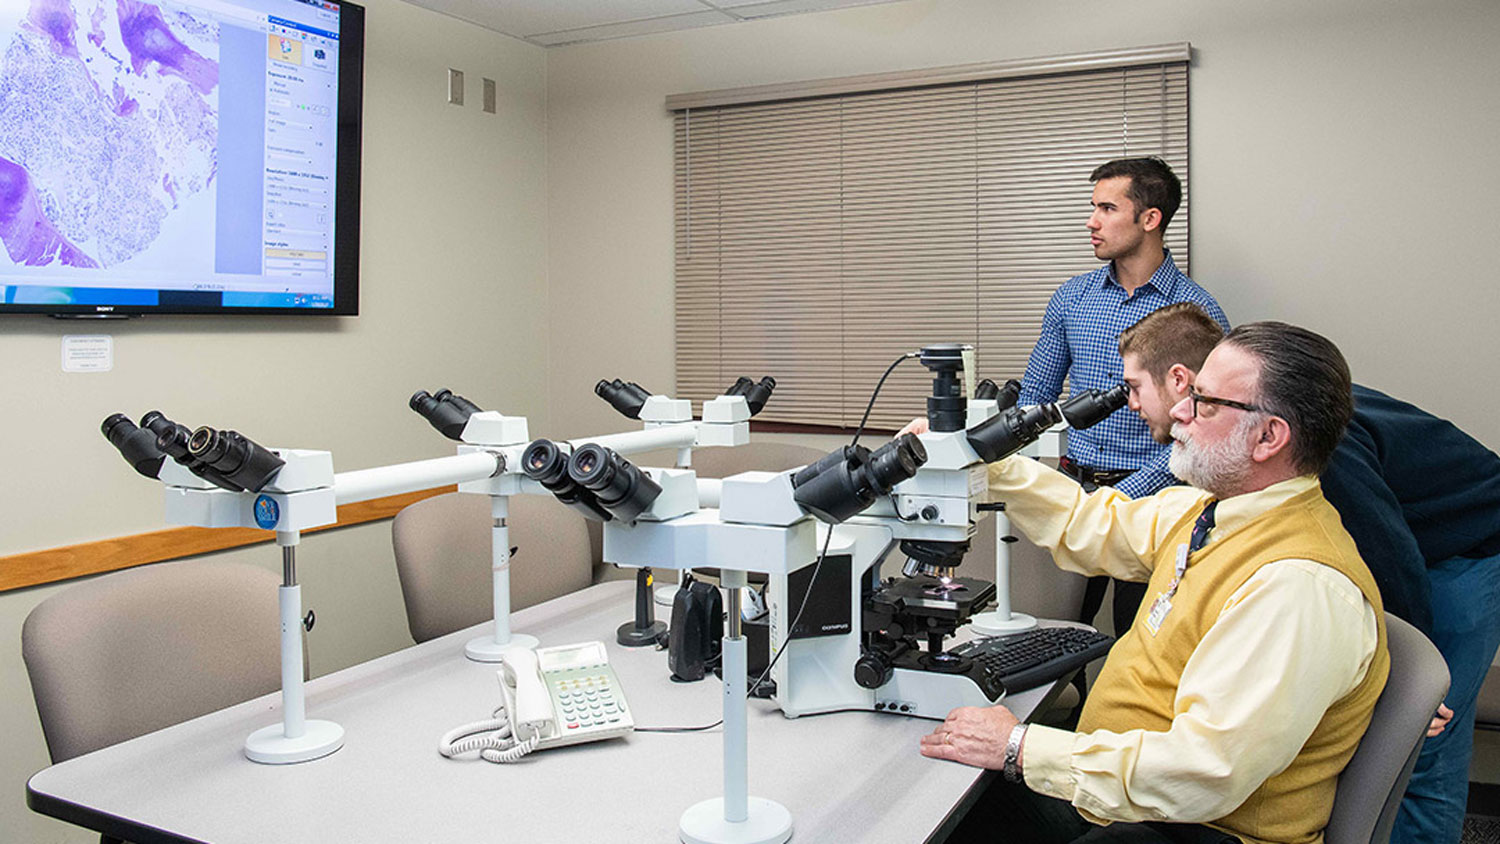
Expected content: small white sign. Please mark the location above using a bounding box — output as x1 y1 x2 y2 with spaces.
62 335 114 373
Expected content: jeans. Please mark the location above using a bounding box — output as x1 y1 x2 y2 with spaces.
1391 552 1500 844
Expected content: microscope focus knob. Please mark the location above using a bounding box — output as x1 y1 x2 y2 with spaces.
854 650 894 690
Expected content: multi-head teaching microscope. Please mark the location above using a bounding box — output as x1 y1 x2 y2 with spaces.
577 344 1126 723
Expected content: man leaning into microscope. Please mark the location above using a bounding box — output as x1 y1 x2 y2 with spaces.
921 321 1389 844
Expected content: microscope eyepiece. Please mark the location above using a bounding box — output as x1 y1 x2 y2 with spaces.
1059 383 1130 429
410 388 478 440
102 413 167 479
186 426 286 493
566 443 662 522
521 439 613 521
791 435 929 524
595 379 653 420
723 376 776 415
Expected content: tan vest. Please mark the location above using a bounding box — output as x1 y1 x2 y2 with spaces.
1077 484 1389 844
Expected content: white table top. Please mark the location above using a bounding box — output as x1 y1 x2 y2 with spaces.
28 580 1068 843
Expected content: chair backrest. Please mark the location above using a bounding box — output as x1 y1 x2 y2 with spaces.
1326 613 1450 844
22 560 285 763
392 491 594 643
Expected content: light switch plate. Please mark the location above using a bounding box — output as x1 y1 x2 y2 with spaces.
448 68 464 105
483 78 496 113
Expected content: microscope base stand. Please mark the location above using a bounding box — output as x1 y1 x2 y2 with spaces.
968 610 1037 636
243 719 344 765
679 797 792 844
465 633 539 662
618 619 667 647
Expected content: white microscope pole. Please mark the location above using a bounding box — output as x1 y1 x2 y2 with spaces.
679 569 792 844
466 495 538 661
243 530 345 764
969 506 1036 636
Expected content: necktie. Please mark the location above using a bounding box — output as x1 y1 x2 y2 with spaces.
1188 500 1218 553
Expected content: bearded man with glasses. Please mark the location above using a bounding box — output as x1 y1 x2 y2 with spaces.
923 321 1389 844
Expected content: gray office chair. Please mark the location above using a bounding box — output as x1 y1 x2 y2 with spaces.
392 491 594 643
1326 613 1450 844
22 559 285 765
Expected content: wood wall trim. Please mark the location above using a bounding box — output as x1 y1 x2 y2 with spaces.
0 486 455 593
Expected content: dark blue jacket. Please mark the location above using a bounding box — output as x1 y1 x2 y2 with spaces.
1320 385 1500 635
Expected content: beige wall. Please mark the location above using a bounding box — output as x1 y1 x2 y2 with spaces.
544 0 1500 449
0 1 548 838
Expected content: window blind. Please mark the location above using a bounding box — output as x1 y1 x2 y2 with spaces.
674 48 1189 430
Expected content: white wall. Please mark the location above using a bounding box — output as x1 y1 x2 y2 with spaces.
0 1 548 838
544 0 1500 449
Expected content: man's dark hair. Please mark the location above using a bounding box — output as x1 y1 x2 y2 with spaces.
1222 321 1352 475
1118 303 1224 386
1090 157 1182 231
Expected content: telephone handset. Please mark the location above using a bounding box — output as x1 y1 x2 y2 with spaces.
439 641 634 764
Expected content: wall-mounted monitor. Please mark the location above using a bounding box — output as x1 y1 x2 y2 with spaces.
0 0 363 316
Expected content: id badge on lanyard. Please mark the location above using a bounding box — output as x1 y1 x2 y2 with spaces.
1145 543 1190 636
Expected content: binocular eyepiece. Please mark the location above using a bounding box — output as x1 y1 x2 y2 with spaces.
965 382 1130 464
102 411 285 492
595 379 653 420
101 413 167 479
596 375 777 420
791 433 928 524
1059 384 1131 430
411 388 483 441
566 443 663 523
723 376 776 416
521 439 614 522
522 440 664 523
975 378 1022 411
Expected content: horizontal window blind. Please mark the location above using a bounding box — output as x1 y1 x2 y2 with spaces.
675 51 1188 430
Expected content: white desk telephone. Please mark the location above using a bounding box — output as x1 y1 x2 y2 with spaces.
439 641 634 763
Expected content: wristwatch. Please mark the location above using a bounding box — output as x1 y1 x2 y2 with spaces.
1003 724 1028 783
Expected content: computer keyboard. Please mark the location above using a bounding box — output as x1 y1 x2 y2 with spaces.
951 626 1115 694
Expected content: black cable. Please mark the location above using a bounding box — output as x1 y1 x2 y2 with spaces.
638 351 916 735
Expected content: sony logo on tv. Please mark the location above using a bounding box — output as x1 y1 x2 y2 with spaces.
94 306 114 312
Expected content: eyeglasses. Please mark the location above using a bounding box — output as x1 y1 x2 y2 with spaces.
1187 385 1264 419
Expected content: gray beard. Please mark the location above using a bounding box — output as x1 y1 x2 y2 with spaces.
1168 417 1257 496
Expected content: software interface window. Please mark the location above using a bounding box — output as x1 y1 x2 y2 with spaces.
0 0 344 308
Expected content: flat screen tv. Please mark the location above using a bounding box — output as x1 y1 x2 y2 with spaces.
0 0 363 316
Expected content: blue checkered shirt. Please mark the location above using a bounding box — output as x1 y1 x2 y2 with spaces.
1017 251 1230 498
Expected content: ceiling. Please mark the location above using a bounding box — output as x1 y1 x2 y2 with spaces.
400 0 911 47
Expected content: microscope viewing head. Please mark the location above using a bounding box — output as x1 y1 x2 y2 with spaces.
790 433 927 524
410 388 482 441
566 443 663 523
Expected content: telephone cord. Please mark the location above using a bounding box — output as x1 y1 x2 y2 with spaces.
438 706 541 763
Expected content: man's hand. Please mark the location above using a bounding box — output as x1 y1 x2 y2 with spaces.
919 705 1020 770
1428 703 1454 738
897 417 930 437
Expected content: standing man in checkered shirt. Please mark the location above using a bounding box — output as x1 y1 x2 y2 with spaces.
1018 157 1229 634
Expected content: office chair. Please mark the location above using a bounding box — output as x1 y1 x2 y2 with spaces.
391 491 594 643
22 559 286 768
1326 613 1450 844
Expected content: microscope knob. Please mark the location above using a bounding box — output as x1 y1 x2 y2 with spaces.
854 651 894 690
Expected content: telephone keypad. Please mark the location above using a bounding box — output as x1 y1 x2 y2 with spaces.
543 656 633 746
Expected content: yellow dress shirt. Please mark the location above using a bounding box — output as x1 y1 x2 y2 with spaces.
987 456 1380 826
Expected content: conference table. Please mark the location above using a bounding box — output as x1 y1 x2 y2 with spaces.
28 579 1075 843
